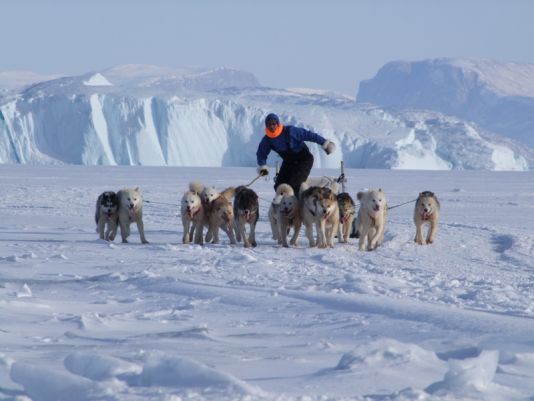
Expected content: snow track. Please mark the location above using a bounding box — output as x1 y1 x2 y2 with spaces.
1 166 533 401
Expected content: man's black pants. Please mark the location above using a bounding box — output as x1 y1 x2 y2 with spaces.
274 151 314 196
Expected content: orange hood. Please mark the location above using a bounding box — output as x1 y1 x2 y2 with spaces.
265 124 284 139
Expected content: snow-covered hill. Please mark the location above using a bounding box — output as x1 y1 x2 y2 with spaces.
0 63 532 170
357 58 534 148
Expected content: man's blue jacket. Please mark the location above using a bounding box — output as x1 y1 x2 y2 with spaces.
256 125 326 166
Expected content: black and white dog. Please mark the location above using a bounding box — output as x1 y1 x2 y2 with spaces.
95 191 119 241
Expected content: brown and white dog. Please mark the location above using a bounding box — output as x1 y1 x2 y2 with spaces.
300 183 340 248
95 191 119 241
205 187 237 245
336 192 355 243
268 183 294 244
117 187 149 244
181 182 205 245
354 189 387 251
414 191 440 245
233 186 259 248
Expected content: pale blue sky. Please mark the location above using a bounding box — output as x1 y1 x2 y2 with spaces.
2 0 533 95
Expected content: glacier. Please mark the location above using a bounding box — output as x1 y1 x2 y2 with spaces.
0 62 532 170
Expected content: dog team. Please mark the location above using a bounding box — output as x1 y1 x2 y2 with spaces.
95 183 440 250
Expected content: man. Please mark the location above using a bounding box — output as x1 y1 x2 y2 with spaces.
256 113 335 195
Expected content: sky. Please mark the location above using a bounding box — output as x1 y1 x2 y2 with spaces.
2 0 534 96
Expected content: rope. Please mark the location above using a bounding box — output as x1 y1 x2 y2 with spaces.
387 199 417 210
144 199 180 207
244 173 264 187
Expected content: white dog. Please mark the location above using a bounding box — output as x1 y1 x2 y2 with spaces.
268 183 294 244
278 192 302 247
354 189 387 251
181 182 205 245
414 191 440 245
200 185 220 207
117 187 149 244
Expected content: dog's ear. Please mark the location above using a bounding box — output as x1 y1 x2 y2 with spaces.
357 191 364 201
378 188 383 192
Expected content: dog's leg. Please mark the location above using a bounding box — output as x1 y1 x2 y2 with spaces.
305 221 316 247
227 223 237 245
427 220 437 244
212 225 220 244
205 222 213 243
329 218 339 248
98 217 106 240
182 216 191 244
415 222 425 245
119 218 129 243
317 219 327 248
108 219 118 241
193 219 204 245
104 221 113 241
234 219 242 243
239 219 250 247
249 220 257 247
290 220 301 246
358 226 368 251
344 216 354 243
370 219 385 250
136 218 149 244
337 223 347 242
280 219 290 248
269 208 279 240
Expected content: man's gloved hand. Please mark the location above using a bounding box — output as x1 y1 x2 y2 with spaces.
322 140 336 155
257 165 269 176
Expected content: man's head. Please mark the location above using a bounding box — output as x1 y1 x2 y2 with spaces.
265 113 280 133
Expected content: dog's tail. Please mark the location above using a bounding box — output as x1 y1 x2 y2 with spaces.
189 181 205 195
272 183 294 205
220 186 236 200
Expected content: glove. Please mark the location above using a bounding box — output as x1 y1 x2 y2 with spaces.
322 140 336 155
257 165 269 176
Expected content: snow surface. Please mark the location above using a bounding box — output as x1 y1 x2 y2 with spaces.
1 165 533 401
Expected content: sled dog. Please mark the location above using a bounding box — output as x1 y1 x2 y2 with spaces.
300 183 340 248
337 192 355 243
181 182 205 245
95 191 119 241
200 185 220 208
278 191 302 247
268 183 294 243
305 176 341 195
354 189 387 251
414 191 440 245
117 187 149 244
233 186 259 248
205 187 237 245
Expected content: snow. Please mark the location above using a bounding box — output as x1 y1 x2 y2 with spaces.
83 73 113 87
1 164 533 401
357 58 534 148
